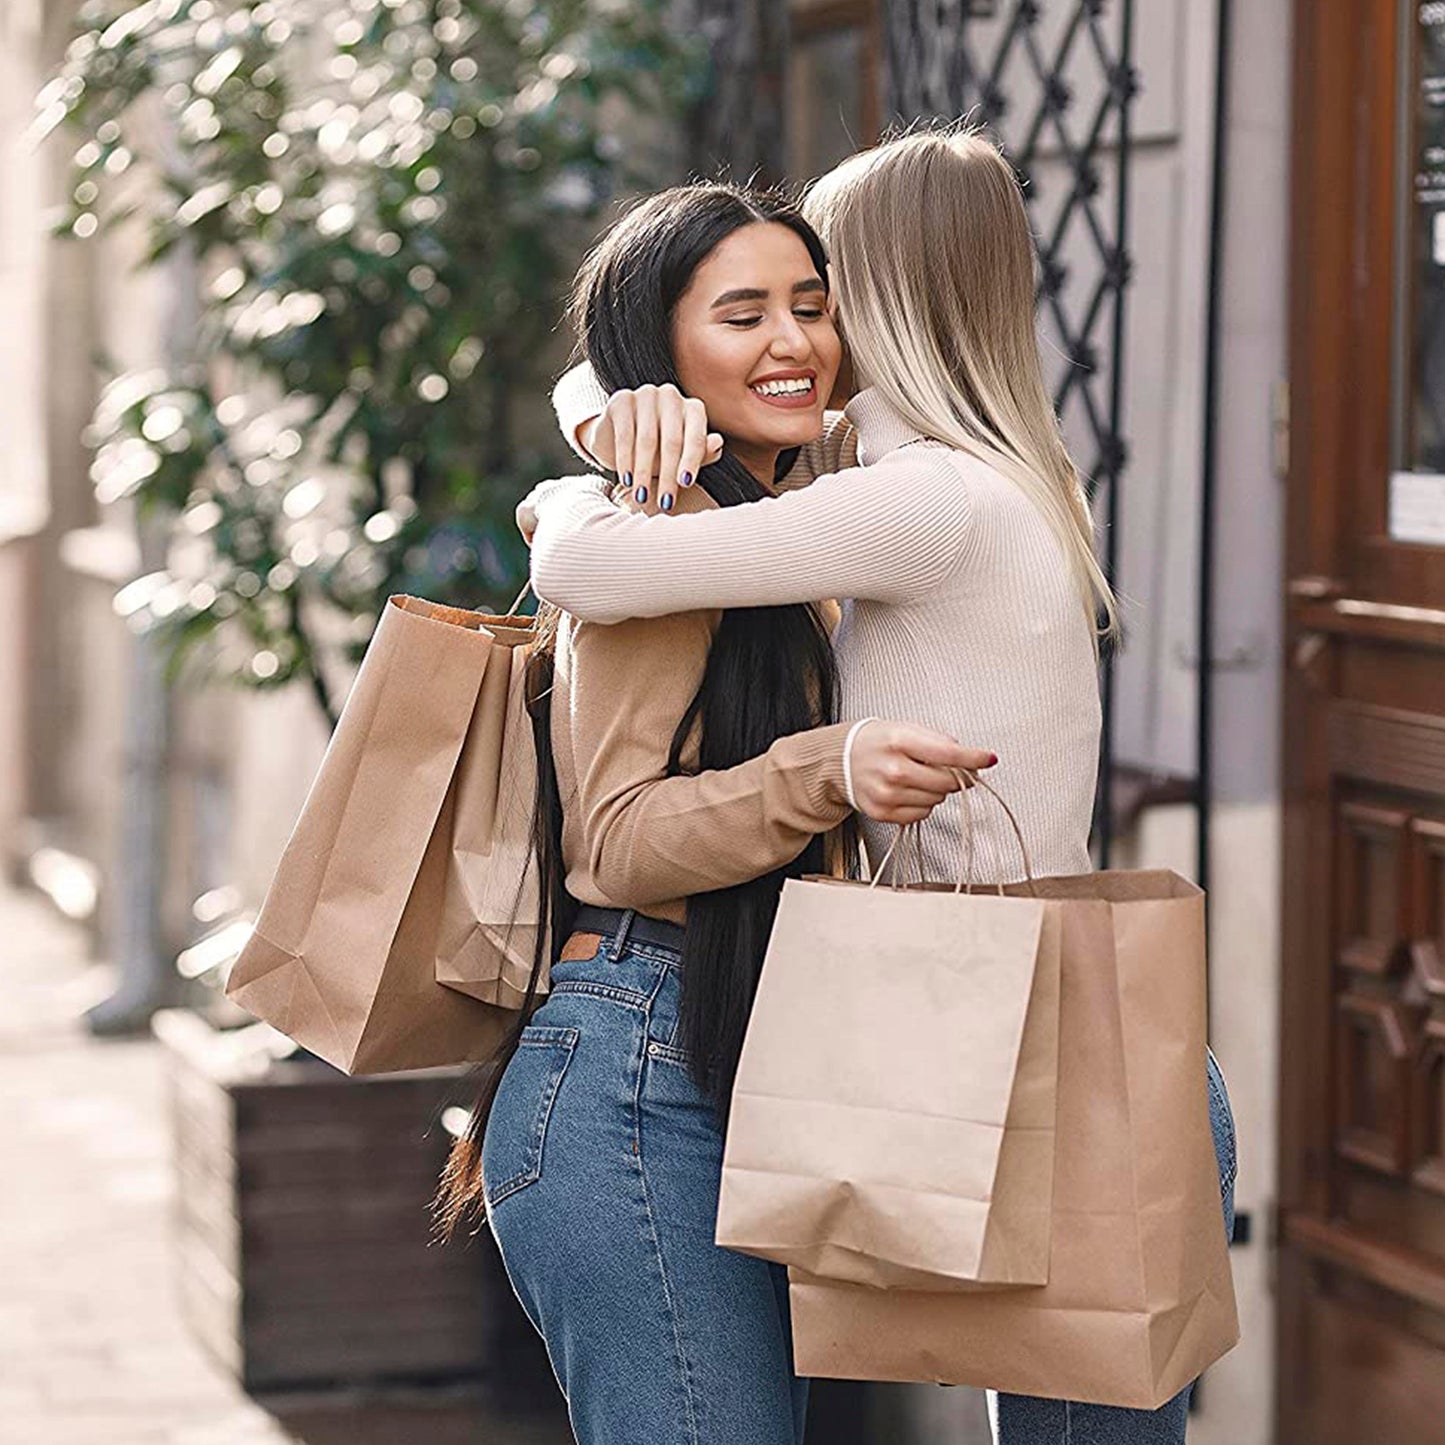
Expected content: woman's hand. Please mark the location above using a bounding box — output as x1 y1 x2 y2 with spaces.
580 383 724 513
848 721 997 826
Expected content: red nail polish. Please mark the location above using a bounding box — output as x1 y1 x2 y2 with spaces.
987 753 998 766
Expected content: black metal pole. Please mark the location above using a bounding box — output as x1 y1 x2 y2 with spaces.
1198 0 1232 899
1098 0 1136 868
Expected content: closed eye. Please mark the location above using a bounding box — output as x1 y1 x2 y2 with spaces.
723 308 827 329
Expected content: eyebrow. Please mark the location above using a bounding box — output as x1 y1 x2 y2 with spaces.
709 278 826 309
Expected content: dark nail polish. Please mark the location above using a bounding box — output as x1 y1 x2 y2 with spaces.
680 471 693 488
988 753 999 766
622 472 633 489
635 486 648 504
660 494 674 512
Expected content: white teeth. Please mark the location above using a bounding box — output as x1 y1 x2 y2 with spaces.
752 378 813 397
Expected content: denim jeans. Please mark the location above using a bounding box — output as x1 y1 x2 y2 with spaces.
486 916 1237 1445
483 923 808 1445
988 1049 1239 1445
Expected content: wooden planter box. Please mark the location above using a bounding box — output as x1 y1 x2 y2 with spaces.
151 1014 983 1438
154 1009 535 1395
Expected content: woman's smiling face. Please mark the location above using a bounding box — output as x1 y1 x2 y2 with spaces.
670 220 841 481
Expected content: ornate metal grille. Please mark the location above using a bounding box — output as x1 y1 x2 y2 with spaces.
884 1 1137 510
684 0 1137 513
687 0 1140 854
675 0 790 185
883 0 1139 854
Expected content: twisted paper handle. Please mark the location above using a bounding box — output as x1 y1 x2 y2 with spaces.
868 769 1037 896
504 578 533 618
869 820 927 892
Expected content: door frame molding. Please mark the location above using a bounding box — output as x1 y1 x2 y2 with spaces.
1280 0 1405 1228
1280 0 1445 1435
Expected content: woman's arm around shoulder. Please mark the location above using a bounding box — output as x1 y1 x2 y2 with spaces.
529 449 974 624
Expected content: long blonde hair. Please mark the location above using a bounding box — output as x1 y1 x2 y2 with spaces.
803 128 1119 642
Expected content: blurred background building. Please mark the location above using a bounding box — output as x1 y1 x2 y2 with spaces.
1 2 1442 1443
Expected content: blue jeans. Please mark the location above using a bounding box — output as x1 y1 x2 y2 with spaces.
486 916 1237 1445
483 922 808 1445
989 1049 1239 1444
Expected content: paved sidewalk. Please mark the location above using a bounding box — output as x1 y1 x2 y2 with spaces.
0 884 568 1445
0 883 992 1445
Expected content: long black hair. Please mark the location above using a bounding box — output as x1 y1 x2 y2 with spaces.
435 185 841 1239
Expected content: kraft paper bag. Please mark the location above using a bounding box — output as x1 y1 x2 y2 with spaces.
717 811 1062 1291
434 614 549 1008
788 868 1240 1411
226 595 523 1075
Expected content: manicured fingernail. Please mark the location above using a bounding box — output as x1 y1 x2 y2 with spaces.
680 471 693 488
635 486 648 504
622 472 633 489
660 494 674 512
987 753 998 766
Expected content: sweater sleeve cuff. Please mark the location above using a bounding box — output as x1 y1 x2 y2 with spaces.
531 473 612 513
552 363 612 464
841 717 878 811
773 721 857 822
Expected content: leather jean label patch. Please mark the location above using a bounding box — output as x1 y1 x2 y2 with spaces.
559 931 604 963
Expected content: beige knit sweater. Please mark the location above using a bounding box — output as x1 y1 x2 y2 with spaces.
537 366 1101 885
549 475 853 926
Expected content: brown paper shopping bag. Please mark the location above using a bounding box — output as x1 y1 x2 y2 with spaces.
226 595 526 1075
434 612 548 1008
788 868 1240 1410
717 783 1062 1291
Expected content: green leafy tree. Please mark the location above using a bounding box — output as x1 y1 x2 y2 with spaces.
43 0 703 724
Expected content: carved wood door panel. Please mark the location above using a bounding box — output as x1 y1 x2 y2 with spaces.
1280 2 1445 1439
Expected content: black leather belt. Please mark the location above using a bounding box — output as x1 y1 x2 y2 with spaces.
571 905 685 954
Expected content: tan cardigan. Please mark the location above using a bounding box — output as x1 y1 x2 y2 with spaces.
548 479 854 927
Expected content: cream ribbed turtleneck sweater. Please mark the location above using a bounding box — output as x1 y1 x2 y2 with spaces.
533 369 1101 885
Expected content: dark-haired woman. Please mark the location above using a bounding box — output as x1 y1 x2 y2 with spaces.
438 185 993 1445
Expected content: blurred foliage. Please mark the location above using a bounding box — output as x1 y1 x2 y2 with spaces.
42 0 704 724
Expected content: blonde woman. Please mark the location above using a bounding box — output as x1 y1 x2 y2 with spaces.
520 130 1237 1445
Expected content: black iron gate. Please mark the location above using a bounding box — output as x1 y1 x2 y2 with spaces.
883 0 1139 860
884 3 1137 527
691 0 1141 862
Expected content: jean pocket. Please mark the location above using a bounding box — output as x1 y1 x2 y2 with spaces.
482 1025 579 1210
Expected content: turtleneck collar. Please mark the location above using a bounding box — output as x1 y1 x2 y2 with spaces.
841 387 930 467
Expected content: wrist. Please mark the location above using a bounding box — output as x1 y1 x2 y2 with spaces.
842 718 879 811
579 414 614 470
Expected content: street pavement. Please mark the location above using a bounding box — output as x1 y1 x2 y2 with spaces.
0 882 569 1445
0 881 994 1445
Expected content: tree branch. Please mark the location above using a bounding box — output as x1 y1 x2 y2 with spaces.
289 588 340 731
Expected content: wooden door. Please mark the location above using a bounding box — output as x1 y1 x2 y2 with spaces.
1280 1 1445 1439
